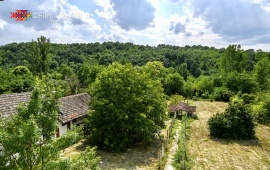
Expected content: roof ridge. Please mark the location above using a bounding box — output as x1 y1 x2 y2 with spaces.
59 93 89 99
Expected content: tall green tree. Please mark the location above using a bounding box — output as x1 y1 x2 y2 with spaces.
87 62 167 151
176 63 189 81
225 72 258 94
0 68 10 94
253 54 270 90
142 61 167 81
194 75 214 97
77 64 104 88
164 72 185 96
0 50 2 65
220 45 248 74
29 36 51 75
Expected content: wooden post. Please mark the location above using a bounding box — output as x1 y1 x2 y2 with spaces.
181 123 187 170
162 143 164 158
158 149 161 170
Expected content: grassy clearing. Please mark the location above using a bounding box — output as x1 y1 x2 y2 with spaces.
188 101 270 170
61 120 173 170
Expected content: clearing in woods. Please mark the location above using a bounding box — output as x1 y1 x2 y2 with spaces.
189 101 270 170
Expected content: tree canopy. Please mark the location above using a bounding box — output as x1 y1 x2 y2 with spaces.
86 62 167 151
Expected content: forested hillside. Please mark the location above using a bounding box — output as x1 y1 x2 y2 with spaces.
1 36 270 125
1 41 224 76
1 38 268 95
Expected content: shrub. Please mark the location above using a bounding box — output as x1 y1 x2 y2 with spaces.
255 100 270 125
169 94 184 105
241 93 255 104
225 72 258 94
164 73 185 96
208 102 255 139
211 86 233 102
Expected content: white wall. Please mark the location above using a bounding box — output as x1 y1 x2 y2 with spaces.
56 118 84 137
59 122 67 137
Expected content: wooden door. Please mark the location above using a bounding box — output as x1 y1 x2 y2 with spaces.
67 121 71 130
56 128 60 138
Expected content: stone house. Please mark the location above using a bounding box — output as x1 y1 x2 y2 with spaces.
0 92 90 137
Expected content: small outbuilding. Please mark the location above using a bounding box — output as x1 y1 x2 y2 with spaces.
169 102 196 118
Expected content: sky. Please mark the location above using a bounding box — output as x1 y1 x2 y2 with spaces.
1 0 270 51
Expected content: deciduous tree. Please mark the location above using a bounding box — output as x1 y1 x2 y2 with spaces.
86 62 166 151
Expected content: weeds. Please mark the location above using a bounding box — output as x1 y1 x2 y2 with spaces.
173 116 192 169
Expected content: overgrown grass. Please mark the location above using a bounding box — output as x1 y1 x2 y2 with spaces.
173 116 192 169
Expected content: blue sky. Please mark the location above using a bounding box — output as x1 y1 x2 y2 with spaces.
0 0 270 50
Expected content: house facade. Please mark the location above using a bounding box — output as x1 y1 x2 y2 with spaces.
0 92 90 137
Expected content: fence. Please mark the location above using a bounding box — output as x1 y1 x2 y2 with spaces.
181 122 187 170
158 113 188 170
158 111 176 169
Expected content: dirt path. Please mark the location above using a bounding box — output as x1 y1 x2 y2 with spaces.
188 101 270 170
164 120 180 170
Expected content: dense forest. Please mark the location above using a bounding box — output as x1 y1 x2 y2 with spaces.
0 36 270 123
0 37 269 90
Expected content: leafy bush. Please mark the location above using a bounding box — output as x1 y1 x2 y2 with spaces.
250 93 270 125
241 93 255 104
164 72 185 96
194 75 214 97
208 102 255 139
169 94 184 105
255 100 270 125
211 86 233 102
253 106 268 125
225 72 258 94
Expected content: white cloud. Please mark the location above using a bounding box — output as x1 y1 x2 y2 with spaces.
93 0 115 21
0 19 7 29
190 0 270 43
0 0 270 51
0 0 101 44
110 0 155 31
97 23 136 43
